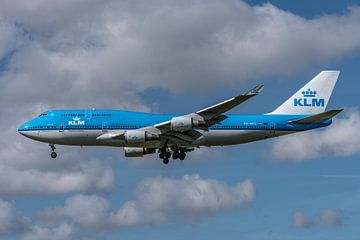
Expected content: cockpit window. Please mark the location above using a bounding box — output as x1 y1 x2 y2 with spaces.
39 113 48 117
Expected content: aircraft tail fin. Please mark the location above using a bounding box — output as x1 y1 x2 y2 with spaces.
288 109 343 124
270 71 340 115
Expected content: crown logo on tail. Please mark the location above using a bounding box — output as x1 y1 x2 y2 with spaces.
301 88 317 98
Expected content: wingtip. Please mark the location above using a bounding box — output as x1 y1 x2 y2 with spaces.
246 84 264 95
333 108 344 113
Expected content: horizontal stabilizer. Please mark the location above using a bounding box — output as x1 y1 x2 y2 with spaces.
288 109 343 124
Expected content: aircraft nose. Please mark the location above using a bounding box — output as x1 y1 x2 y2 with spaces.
18 122 30 136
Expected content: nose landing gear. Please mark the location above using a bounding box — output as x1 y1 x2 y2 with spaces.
49 144 57 159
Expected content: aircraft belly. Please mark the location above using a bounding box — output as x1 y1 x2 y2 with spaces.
33 130 160 147
34 130 97 145
202 130 294 146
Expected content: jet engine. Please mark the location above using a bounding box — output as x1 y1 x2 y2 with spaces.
124 147 156 157
124 130 159 144
170 116 205 132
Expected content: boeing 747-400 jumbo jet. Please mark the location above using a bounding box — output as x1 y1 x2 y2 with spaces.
19 71 342 164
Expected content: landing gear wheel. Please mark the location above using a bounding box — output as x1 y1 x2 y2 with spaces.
159 152 165 159
172 151 179 159
179 151 186 160
163 158 169 165
49 144 57 159
165 151 171 159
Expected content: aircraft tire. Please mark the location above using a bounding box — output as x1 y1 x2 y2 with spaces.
51 152 57 159
173 151 179 159
179 151 186 160
163 158 169 164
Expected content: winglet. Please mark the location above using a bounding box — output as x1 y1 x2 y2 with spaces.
245 85 264 96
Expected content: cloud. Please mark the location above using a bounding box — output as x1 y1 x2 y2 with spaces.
41 175 255 229
49 194 110 228
21 222 75 240
1 0 360 108
292 210 314 228
0 199 28 235
0 21 26 59
110 174 255 226
271 109 360 161
293 209 343 228
0 175 252 238
0 161 115 196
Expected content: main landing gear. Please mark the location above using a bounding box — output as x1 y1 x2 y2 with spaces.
49 144 57 159
159 147 188 164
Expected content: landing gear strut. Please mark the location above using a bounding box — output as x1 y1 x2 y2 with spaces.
49 144 57 159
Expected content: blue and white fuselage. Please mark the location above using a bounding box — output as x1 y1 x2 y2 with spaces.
18 110 330 147
18 71 342 164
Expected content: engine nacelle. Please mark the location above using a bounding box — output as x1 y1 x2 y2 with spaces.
170 116 205 132
124 130 159 144
124 147 156 157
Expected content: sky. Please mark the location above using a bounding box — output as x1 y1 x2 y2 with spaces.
0 0 360 239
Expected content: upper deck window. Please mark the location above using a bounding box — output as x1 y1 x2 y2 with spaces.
62 114 85 117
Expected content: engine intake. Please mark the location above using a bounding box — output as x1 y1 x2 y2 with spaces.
170 116 205 132
124 147 156 157
124 130 159 144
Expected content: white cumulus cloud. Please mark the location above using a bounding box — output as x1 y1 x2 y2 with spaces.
21 222 76 240
41 175 255 229
271 109 360 161
0 161 115 196
0 199 29 235
110 174 255 226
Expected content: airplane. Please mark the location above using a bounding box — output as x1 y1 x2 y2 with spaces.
18 71 342 164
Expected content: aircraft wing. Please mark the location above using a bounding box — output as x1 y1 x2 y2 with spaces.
97 85 263 144
146 85 263 144
195 85 264 120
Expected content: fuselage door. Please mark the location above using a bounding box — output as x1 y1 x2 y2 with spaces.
102 122 108 132
269 122 276 134
59 122 65 132
86 111 92 120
